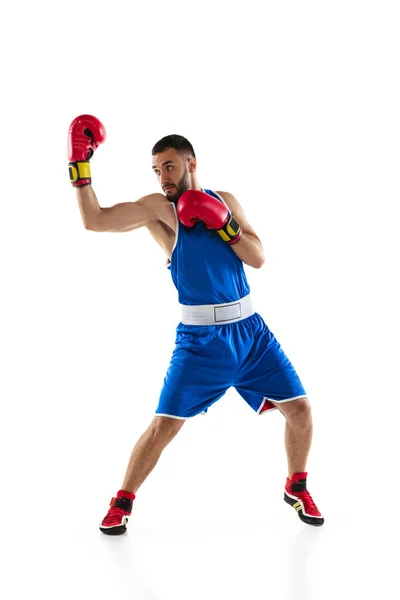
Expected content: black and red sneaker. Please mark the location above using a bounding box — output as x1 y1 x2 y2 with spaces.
99 490 135 535
284 472 324 526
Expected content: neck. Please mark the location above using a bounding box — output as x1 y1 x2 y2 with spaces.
189 175 202 190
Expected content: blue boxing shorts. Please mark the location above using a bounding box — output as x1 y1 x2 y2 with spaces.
156 312 306 419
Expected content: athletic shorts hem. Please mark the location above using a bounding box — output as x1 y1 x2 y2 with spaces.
270 395 308 403
258 406 278 415
155 413 188 420
258 395 308 415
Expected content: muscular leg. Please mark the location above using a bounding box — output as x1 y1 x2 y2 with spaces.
271 397 313 478
121 416 185 493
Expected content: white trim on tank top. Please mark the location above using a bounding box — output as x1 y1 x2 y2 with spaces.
165 202 179 267
171 202 179 253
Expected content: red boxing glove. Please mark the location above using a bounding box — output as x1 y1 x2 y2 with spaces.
177 190 242 245
68 114 106 187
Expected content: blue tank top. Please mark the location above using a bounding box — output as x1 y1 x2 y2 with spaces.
167 189 251 305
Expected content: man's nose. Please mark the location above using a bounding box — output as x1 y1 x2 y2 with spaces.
161 173 171 186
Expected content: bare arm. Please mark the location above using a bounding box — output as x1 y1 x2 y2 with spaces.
77 185 164 232
217 191 265 269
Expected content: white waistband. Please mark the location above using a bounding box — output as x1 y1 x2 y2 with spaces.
180 294 254 325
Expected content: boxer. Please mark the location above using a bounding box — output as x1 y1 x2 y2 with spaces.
68 115 324 534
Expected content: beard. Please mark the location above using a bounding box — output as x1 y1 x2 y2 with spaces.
164 170 191 203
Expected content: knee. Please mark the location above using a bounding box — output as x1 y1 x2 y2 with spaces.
148 416 185 444
283 397 312 425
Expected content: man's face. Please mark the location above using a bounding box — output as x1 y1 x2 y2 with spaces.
152 148 192 203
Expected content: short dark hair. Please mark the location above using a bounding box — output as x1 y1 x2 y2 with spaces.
152 134 196 159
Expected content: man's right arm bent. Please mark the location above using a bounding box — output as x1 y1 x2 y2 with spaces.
68 114 165 233
77 185 164 233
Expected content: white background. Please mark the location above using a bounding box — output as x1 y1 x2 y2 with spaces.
1 1 399 598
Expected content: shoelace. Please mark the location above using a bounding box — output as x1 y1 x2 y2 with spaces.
104 506 128 525
297 490 319 512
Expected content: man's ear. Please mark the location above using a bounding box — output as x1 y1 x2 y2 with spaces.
188 158 197 173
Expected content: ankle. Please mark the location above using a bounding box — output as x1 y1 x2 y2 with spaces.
288 471 307 481
117 489 136 501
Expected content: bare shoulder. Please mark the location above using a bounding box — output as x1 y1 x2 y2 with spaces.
141 193 176 229
216 190 235 201
216 190 247 218
139 192 168 213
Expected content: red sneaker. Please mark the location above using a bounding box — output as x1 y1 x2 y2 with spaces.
284 472 324 526
99 492 134 535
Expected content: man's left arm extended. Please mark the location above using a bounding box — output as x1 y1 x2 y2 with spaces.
217 191 265 269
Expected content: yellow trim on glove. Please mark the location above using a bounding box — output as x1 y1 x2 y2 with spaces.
217 214 242 243
217 228 231 242
69 161 91 184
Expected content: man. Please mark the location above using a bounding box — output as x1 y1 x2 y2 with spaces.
68 114 324 535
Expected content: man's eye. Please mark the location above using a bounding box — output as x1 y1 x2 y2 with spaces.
167 165 173 171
